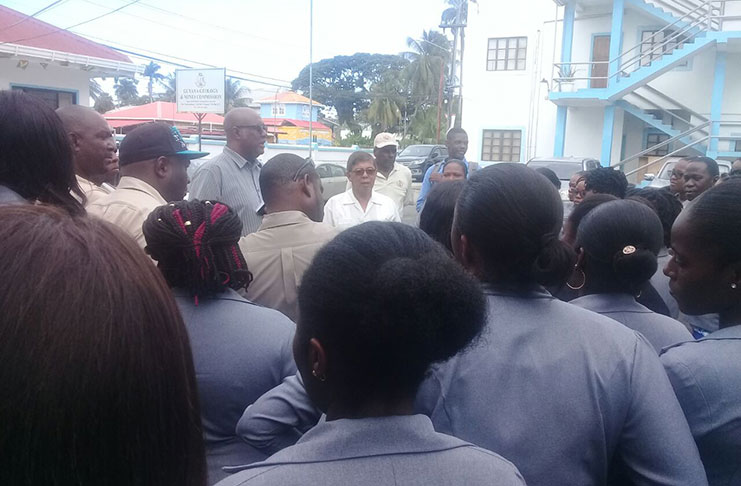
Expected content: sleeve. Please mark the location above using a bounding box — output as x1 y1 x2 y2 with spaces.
403 171 415 207
323 198 336 226
416 165 435 212
390 204 402 223
188 164 222 201
660 346 713 438
614 334 708 485
235 372 322 455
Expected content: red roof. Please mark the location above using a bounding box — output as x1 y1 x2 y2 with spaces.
263 118 331 131
0 5 131 63
104 102 225 126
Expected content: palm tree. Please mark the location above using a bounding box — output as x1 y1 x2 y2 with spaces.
143 62 165 103
225 78 251 112
404 30 450 102
367 72 404 133
158 74 176 102
89 79 104 102
114 77 139 106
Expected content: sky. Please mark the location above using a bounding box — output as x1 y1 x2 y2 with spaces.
1 0 450 100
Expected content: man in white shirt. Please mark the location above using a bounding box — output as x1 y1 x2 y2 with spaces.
324 151 400 229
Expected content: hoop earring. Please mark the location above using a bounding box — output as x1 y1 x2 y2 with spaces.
567 268 586 290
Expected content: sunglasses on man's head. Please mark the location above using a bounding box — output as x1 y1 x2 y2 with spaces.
292 157 315 181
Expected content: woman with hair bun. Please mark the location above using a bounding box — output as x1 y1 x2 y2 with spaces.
219 222 525 486
143 200 296 484
570 199 692 352
416 163 706 486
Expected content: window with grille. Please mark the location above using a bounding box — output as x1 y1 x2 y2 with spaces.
646 132 670 156
486 37 527 71
481 129 522 162
12 86 76 109
640 30 687 67
271 104 286 116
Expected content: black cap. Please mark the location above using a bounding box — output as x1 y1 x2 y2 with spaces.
119 122 208 166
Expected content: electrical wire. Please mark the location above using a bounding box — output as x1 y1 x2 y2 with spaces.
0 0 68 34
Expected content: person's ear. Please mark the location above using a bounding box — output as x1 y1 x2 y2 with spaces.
154 156 169 178
574 247 586 270
454 233 484 278
69 132 82 153
300 174 313 198
308 338 328 382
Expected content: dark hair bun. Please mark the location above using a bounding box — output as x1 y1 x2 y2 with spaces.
532 234 576 287
612 248 658 288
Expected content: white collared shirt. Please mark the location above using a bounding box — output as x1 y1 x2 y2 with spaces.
323 189 400 230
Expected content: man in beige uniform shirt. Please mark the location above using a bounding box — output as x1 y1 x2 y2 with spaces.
239 154 338 321
87 123 207 248
56 105 118 206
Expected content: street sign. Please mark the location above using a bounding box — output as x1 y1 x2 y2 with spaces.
175 68 226 114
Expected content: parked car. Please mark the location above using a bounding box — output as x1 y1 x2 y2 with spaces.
526 156 601 201
643 158 732 189
315 162 347 203
397 144 448 182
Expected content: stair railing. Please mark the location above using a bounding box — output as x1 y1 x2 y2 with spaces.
612 121 711 170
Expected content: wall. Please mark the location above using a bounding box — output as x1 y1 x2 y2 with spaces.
0 58 90 106
260 102 320 121
563 106 603 158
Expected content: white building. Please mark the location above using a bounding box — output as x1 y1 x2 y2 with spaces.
0 5 139 108
462 0 741 179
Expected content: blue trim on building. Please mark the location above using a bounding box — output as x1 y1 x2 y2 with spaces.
561 1 576 65
708 51 727 156
589 32 611 83
9 83 80 104
601 105 616 165
554 106 568 157
608 0 625 84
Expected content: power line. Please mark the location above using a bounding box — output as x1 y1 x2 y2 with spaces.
0 0 68 34
0 0 141 46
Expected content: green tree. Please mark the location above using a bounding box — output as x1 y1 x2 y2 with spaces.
292 53 409 130
114 77 140 106
94 93 115 113
143 62 165 103
157 74 176 102
366 71 404 134
89 79 105 102
225 78 251 111
404 30 450 102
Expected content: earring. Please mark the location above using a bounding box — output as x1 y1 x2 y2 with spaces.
732 283 738 290
312 368 326 382
567 268 586 290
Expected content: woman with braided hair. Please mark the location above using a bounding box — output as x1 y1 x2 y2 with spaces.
143 200 296 485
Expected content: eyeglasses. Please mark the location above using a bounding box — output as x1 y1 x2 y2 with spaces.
293 157 315 181
351 167 377 176
234 124 268 133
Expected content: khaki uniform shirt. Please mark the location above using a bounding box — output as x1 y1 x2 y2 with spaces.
75 175 114 207
238 211 338 322
347 162 413 212
87 176 167 248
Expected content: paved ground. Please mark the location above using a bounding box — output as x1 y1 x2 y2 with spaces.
402 182 422 226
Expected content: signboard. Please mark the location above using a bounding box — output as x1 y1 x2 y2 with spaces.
175 68 226 114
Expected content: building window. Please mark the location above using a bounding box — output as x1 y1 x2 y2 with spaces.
12 86 76 109
486 37 527 71
735 139 741 152
646 132 670 156
640 30 687 67
481 129 522 162
271 104 286 116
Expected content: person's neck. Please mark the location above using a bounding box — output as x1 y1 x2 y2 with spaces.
325 396 414 421
264 201 305 216
719 304 741 329
580 279 632 298
226 142 254 162
377 161 393 177
76 167 105 186
352 187 372 210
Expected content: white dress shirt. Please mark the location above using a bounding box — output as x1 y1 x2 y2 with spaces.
323 189 400 230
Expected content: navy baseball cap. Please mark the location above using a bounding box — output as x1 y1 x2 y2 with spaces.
119 122 208 166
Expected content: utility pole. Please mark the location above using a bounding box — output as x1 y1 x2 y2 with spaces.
441 1 468 129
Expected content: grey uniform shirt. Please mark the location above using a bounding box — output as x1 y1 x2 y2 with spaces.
661 325 741 486
416 286 707 486
174 289 296 485
189 147 263 236
218 415 526 486
571 292 692 353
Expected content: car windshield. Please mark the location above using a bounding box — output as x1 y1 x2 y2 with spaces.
527 160 581 179
399 145 432 157
657 161 676 180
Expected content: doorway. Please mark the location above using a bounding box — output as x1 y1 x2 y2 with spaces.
591 35 610 89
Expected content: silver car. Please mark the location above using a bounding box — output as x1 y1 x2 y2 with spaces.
315 162 347 203
643 158 732 189
526 157 601 201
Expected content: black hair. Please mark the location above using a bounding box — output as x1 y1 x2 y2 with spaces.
626 187 682 247
0 90 85 214
297 222 486 407
684 155 719 178
455 164 575 289
419 180 465 253
347 151 375 172
583 167 629 198
442 159 468 177
259 153 317 204
143 200 252 300
683 179 741 265
535 167 562 190
446 127 467 139
577 199 664 294
563 193 619 247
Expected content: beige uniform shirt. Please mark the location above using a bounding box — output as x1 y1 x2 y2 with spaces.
75 175 114 207
238 211 339 322
346 163 413 212
87 176 167 248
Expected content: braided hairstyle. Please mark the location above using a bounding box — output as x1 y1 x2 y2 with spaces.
143 200 252 300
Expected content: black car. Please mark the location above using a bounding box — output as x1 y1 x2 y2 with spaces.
397 144 449 182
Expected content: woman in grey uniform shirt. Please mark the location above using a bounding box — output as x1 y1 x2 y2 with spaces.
144 200 296 485
661 179 741 485
570 199 692 352
416 164 707 486
218 222 526 486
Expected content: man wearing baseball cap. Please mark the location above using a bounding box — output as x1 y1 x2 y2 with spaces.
87 122 207 248
346 133 412 213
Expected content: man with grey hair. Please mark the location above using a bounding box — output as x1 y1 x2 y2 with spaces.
189 107 267 235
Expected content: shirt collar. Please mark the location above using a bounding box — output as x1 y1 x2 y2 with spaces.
258 210 315 230
570 293 646 314
116 176 167 204
376 163 403 180
698 324 741 341
223 146 260 169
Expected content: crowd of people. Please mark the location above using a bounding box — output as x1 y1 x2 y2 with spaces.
1 88 740 486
